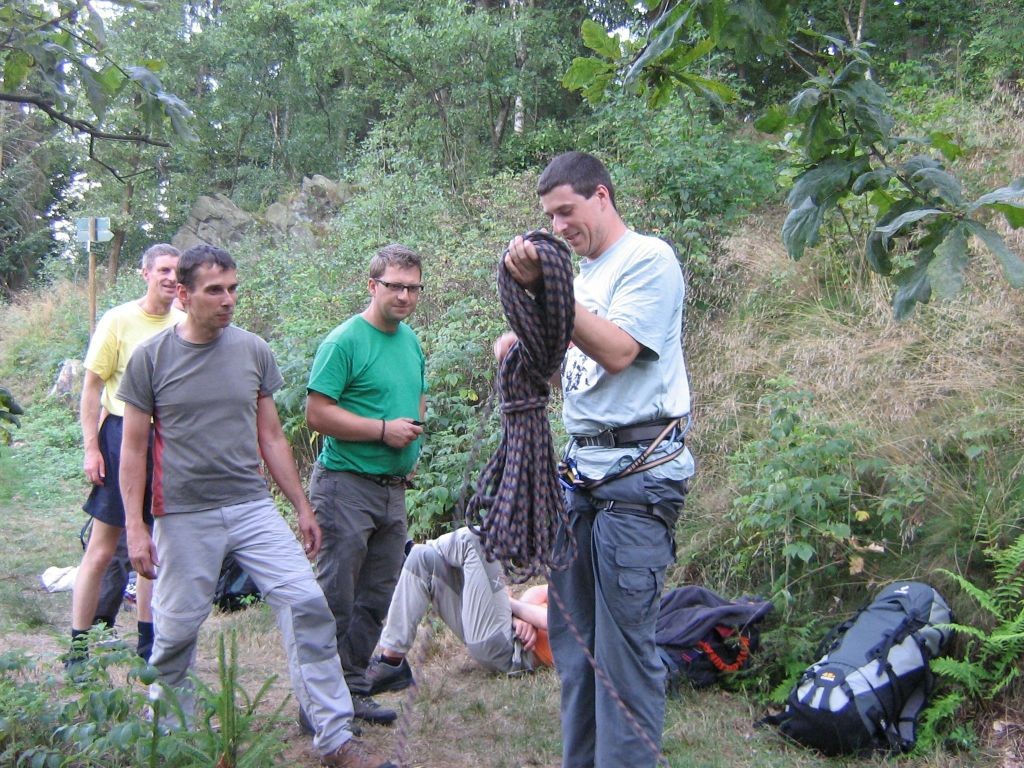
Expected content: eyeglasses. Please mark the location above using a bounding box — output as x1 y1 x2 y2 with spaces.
373 278 424 296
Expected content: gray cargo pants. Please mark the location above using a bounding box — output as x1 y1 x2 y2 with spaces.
549 484 680 768
380 527 516 672
150 499 355 757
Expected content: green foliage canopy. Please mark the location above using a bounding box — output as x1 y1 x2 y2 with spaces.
0 0 194 152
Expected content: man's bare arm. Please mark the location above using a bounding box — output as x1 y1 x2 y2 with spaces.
257 394 321 559
80 369 106 484
121 403 159 578
306 391 423 449
570 303 642 374
510 593 548 631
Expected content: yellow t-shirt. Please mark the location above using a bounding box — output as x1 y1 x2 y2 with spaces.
84 301 184 416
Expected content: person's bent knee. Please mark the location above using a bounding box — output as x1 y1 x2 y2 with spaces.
404 545 442 580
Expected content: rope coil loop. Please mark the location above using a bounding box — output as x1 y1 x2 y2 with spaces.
466 231 576 581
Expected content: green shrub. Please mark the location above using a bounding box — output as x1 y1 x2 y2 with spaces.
727 379 927 606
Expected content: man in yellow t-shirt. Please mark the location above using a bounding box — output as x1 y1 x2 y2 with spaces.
68 243 183 668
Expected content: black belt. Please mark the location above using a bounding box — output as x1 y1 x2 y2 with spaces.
572 418 682 448
351 472 408 487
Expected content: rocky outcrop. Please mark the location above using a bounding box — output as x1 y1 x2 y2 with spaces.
48 358 82 403
172 194 256 252
171 176 355 253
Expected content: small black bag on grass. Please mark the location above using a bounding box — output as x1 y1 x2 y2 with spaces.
214 555 261 612
655 585 774 690
767 581 952 755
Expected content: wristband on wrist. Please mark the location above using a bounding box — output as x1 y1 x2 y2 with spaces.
380 418 386 443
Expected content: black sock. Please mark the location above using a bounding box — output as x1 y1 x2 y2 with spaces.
137 621 154 662
93 615 116 630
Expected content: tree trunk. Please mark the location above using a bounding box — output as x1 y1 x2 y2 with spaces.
107 170 136 280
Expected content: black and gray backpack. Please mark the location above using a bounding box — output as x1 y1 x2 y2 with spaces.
767 581 952 755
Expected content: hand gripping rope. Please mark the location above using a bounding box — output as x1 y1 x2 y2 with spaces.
465 230 576 581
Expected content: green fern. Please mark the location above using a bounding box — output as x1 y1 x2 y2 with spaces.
919 533 1024 749
915 690 965 751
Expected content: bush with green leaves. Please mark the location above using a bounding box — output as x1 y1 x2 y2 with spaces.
0 630 284 768
727 380 926 605
755 38 1024 318
0 387 23 447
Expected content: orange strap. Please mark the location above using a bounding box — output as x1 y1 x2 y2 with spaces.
697 634 751 672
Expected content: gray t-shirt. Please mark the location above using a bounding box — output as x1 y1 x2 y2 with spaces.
118 324 285 514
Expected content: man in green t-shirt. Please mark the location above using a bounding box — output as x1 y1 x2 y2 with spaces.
305 243 427 726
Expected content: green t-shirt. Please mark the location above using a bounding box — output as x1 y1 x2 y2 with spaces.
307 315 426 475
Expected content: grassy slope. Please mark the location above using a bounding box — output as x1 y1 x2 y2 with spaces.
1 99 1022 768
1 221 1017 767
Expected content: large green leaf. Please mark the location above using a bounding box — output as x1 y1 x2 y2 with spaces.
580 18 619 60
892 255 933 319
852 168 895 195
927 224 969 300
78 64 109 121
787 156 869 209
787 87 820 118
929 131 964 162
754 104 788 134
902 155 942 177
911 167 964 206
803 104 841 162
782 197 823 260
875 207 943 249
158 91 196 142
127 65 161 93
834 77 894 144
95 65 126 96
711 0 789 59
966 221 1024 288
3 50 33 91
624 2 697 87
971 178 1024 228
86 5 107 48
866 198 918 275
562 56 612 92
662 36 717 70
583 73 613 105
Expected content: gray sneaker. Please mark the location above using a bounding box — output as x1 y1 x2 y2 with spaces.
352 694 397 726
366 655 415 695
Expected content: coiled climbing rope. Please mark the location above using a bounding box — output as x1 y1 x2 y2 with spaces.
465 230 575 581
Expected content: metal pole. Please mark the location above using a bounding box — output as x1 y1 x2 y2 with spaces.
88 217 97 336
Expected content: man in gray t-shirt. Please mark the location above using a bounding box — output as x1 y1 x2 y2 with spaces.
119 245 395 768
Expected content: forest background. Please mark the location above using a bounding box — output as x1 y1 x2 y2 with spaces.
2 0 1024 766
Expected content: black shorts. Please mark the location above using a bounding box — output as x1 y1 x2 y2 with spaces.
82 415 154 528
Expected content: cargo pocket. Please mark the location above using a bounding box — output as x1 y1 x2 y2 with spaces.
608 544 671 627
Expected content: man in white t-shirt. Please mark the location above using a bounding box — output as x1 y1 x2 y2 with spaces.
496 151 694 768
